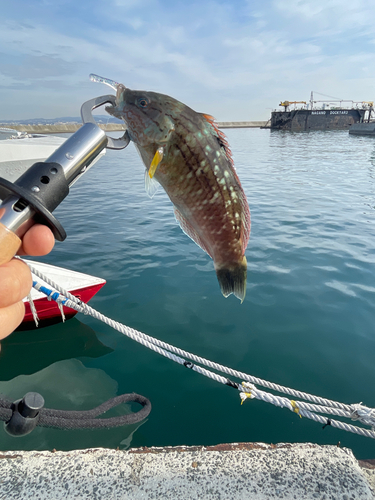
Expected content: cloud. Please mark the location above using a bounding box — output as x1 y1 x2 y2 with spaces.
1 0 375 120
1 54 80 80
273 0 375 37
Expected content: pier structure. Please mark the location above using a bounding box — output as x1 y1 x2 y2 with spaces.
0 121 269 134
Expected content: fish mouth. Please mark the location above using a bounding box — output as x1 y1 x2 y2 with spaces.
115 84 126 103
105 104 124 120
89 74 128 120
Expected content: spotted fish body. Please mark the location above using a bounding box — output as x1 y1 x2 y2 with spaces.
106 84 251 301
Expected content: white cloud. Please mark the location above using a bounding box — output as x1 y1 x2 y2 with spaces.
273 0 375 35
0 0 375 120
1 54 80 80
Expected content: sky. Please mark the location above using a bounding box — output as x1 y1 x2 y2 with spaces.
1 0 375 121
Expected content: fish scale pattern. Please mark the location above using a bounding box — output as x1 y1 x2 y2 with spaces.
106 86 250 300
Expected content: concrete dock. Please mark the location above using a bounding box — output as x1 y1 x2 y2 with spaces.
0 442 374 499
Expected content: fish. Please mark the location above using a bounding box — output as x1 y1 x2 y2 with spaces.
91 74 251 301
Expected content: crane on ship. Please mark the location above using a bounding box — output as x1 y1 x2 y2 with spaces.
279 101 306 111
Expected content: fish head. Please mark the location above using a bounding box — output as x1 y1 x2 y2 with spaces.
106 86 175 147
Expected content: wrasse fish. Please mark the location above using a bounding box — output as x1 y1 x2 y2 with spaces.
92 74 251 301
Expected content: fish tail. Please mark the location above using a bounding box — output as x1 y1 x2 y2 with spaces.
215 256 247 303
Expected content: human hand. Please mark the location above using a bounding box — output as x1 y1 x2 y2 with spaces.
0 225 55 338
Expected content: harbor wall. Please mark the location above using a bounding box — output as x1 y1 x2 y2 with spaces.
218 121 268 128
0 442 374 499
0 121 269 134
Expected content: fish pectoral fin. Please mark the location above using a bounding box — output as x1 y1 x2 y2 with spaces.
144 168 160 198
149 147 164 178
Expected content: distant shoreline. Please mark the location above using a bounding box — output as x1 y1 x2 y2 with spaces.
0 121 269 134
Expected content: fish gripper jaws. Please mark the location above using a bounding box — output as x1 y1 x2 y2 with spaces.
80 95 130 150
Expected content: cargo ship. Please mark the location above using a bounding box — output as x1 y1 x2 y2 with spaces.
270 92 372 131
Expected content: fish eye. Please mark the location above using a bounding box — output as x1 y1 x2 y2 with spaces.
137 97 150 108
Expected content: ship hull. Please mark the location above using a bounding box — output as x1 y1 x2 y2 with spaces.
270 109 366 131
348 122 375 136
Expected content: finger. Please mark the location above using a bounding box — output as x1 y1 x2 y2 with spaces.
0 259 32 308
0 301 25 338
18 224 55 256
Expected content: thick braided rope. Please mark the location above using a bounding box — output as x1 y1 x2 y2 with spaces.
27 262 375 439
0 393 151 429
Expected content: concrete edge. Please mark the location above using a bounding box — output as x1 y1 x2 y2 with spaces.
0 442 374 499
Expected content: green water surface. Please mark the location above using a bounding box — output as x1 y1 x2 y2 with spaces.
1 129 374 458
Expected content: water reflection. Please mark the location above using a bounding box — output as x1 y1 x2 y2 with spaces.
0 359 146 451
3 129 375 459
0 319 113 380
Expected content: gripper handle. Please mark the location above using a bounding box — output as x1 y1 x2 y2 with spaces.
0 223 22 266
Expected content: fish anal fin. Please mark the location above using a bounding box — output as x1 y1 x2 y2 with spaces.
215 256 247 303
174 207 212 258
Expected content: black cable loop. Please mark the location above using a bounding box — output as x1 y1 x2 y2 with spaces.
0 393 151 432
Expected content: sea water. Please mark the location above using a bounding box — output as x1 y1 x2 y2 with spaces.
0 128 374 459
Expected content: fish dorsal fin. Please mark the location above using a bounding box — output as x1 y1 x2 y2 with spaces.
201 113 234 167
174 207 213 259
144 168 160 198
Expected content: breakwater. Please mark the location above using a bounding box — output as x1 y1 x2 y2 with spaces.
0 123 125 134
1 121 268 134
218 121 268 128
